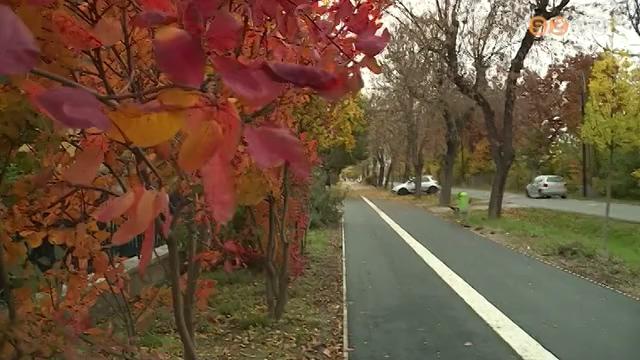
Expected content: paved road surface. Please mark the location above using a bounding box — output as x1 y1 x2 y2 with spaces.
344 197 640 360
453 188 640 223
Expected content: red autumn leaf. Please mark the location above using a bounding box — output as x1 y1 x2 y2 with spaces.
223 240 242 254
132 12 177 28
155 190 172 237
201 154 235 224
93 17 123 46
34 87 111 130
334 0 355 21
0 5 40 75
178 118 223 172
27 0 57 5
265 62 336 90
205 10 242 52
61 146 104 186
361 55 382 74
138 223 155 275
276 11 298 41
216 101 242 161
183 0 222 34
355 28 390 57
112 190 157 245
52 11 102 50
194 279 215 310
92 192 136 222
212 56 284 109
223 259 234 273
154 27 205 87
317 70 356 101
345 6 370 34
139 0 176 13
244 125 310 179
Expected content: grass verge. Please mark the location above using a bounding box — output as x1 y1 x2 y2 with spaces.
466 208 640 299
145 227 344 359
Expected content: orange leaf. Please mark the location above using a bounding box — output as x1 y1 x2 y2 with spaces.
61 146 104 186
361 56 382 74
202 154 235 224
48 229 72 245
93 17 123 47
154 190 172 237
20 231 46 248
52 11 102 50
92 191 136 222
178 119 222 172
108 105 184 147
112 190 157 245
139 223 155 275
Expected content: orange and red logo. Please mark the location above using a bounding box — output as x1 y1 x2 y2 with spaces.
528 16 570 37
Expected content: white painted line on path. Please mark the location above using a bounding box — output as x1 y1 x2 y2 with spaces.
361 196 559 360
341 217 350 360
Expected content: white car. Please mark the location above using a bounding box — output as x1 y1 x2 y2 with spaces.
526 175 568 199
392 176 441 196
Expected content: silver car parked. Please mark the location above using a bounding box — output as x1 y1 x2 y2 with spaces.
526 175 568 199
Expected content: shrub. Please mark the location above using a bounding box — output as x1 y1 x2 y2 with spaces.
310 172 346 229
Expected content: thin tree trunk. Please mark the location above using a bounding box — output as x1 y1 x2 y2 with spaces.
274 167 290 320
603 146 614 256
460 128 466 184
384 161 394 189
184 222 202 339
414 162 424 198
265 197 277 317
440 111 459 206
488 158 512 219
166 235 197 360
377 159 385 187
0 245 16 323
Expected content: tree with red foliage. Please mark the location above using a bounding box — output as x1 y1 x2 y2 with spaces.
0 0 390 358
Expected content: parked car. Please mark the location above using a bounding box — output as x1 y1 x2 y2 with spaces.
392 176 441 196
526 175 568 199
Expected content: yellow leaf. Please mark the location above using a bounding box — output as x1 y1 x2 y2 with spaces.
236 167 269 206
108 106 184 147
178 120 222 172
157 89 200 108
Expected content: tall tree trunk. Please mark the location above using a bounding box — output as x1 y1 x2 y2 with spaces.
265 197 278 317
371 157 379 186
603 146 614 256
439 110 459 206
377 160 385 187
488 157 513 219
403 163 410 181
459 127 466 184
274 167 290 320
414 160 424 198
384 160 394 189
166 235 198 360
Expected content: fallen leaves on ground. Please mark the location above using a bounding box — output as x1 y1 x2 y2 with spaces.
147 228 344 359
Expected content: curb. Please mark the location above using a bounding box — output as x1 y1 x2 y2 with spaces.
341 217 349 360
426 207 640 303
487 237 640 302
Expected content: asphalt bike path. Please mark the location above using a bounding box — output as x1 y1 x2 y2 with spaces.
344 197 640 360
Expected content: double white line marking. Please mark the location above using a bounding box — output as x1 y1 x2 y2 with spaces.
361 196 559 360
